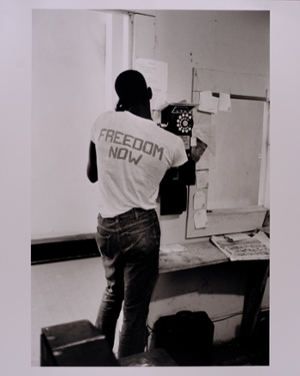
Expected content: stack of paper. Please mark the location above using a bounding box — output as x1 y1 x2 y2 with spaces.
210 231 270 261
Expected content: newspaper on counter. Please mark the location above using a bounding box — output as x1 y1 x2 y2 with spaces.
210 231 270 261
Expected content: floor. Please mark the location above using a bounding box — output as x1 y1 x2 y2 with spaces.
31 256 116 366
32 256 268 367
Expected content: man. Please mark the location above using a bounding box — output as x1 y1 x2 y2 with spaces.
87 70 187 358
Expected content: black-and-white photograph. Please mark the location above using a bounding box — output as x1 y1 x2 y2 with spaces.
2 1 300 375
30 8 270 367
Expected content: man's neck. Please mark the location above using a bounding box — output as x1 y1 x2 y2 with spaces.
128 103 152 120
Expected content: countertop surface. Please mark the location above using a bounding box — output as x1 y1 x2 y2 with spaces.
159 240 229 273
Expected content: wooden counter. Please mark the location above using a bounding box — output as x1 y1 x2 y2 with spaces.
159 240 229 274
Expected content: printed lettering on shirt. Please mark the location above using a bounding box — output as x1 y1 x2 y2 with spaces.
98 128 164 165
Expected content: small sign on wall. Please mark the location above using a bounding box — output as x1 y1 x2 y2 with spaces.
196 169 209 189
134 57 168 110
198 91 218 114
193 189 207 210
194 209 208 229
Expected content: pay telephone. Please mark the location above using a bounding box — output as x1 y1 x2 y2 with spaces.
161 103 194 142
158 103 198 215
160 103 196 186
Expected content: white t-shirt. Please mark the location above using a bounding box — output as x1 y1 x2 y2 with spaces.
90 111 188 218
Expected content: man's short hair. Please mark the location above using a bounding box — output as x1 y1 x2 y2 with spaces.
115 70 148 105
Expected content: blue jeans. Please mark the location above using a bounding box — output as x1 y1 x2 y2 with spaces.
94 208 160 358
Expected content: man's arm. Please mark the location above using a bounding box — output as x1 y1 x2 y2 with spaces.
87 141 98 183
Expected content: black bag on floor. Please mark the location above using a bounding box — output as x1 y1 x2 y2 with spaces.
152 310 214 366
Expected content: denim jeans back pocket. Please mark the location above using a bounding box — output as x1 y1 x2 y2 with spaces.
96 232 110 258
123 219 161 262
96 226 112 258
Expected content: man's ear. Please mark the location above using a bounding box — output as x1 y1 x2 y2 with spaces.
147 87 153 100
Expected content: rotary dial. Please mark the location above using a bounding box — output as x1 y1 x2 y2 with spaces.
176 112 192 133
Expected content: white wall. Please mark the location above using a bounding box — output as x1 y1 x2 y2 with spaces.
31 10 130 240
31 10 106 239
151 10 269 102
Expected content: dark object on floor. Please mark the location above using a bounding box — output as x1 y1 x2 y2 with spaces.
152 310 214 366
250 310 269 365
211 311 269 366
212 340 252 366
119 348 178 367
40 319 119 366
